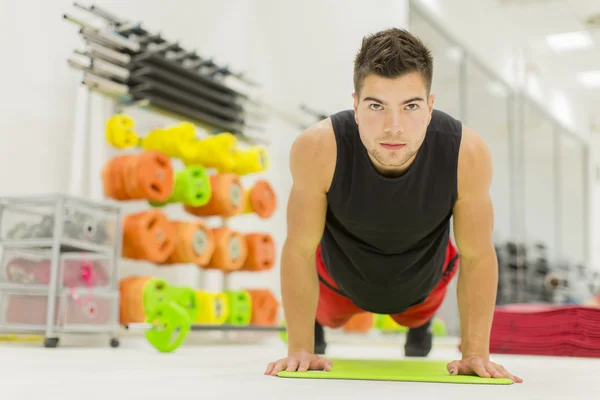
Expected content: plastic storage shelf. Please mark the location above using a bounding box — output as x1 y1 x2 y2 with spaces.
0 195 122 348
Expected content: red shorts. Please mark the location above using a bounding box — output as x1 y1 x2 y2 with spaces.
315 239 459 329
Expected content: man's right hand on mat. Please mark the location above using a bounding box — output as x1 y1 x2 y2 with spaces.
264 350 333 376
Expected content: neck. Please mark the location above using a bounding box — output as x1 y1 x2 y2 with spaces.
369 152 418 178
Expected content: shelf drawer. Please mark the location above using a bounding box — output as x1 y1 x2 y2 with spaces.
0 292 60 330
60 290 118 329
1 248 114 290
0 198 119 251
0 291 118 331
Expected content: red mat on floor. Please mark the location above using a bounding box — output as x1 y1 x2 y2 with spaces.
461 305 600 358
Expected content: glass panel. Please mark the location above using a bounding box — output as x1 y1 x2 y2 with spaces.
523 100 556 263
465 59 513 242
558 134 585 266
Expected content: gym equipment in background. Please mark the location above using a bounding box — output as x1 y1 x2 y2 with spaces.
102 150 174 202
166 221 215 267
104 116 270 176
243 180 277 219
277 359 513 385
119 276 151 323
148 165 212 208
145 300 191 353
484 304 600 358
374 314 408 333
493 239 597 308
184 174 245 218
343 313 375 334
205 228 248 272
122 209 176 263
59 3 290 351
0 195 122 348
278 314 447 346
240 233 276 272
247 289 279 327
122 213 220 267
107 120 281 348
342 314 447 336
119 277 283 352
63 4 274 144
195 291 229 325
225 290 252 326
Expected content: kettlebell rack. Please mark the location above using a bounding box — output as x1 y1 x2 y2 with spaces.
103 108 284 352
0 194 122 348
62 3 288 351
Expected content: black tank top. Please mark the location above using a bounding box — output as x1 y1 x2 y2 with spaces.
320 109 462 314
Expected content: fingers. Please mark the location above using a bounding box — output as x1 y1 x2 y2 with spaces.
313 357 333 371
298 359 311 372
446 358 523 383
265 355 333 377
494 364 524 383
471 358 491 378
286 359 299 372
446 360 461 375
268 359 288 376
264 362 273 375
485 363 504 379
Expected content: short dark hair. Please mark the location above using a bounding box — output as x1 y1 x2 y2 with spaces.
353 28 433 96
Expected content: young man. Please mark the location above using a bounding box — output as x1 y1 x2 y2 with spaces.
265 28 522 383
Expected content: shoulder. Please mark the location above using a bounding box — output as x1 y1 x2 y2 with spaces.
429 109 462 133
289 117 337 193
456 125 493 196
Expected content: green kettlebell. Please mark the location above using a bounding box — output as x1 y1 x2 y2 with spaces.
225 290 252 326
149 165 212 207
170 286 199 322
145 301 191 353
142 278 170 317
279 320 288 344
173 165 212 206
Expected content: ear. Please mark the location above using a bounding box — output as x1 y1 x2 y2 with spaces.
428 93 435 112
352 93 359 124
427 93 435 123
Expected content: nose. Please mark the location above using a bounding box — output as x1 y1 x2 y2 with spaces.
383 110 404 135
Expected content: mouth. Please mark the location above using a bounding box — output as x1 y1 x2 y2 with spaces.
380 143 406 150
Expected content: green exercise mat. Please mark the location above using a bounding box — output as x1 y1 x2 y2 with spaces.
277 359 513 385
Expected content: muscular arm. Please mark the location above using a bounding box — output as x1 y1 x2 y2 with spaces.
452 126 497 360
281 124 334 354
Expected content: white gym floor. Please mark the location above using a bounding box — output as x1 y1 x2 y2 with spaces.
1 333 598 400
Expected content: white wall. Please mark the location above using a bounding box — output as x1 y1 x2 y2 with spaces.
592 135 600 271
0 0 409 306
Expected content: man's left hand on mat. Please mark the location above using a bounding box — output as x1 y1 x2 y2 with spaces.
446 356 523 383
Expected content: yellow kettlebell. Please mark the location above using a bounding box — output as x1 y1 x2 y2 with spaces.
105 114 139 149
229 146 270 175
183 133 238 171
195 291 230 325
169 122 198 160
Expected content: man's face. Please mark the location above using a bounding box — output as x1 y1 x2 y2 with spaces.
352 72 435 176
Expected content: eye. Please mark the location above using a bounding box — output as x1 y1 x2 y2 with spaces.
369 103 383 111
405 103 419 111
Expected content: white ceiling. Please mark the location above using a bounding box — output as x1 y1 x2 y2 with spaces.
494 0 600 105
412 0 600 134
